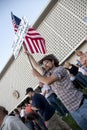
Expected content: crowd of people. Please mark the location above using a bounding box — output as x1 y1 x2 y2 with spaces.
65 50 87 88
0 87 71 130
25 50 87 130
0 50 87 130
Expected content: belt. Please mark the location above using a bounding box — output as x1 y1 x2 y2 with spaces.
79 94 87 108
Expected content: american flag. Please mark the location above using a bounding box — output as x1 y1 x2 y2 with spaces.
11 12 46 54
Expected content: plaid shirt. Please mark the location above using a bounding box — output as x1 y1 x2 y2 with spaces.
49 66 83 112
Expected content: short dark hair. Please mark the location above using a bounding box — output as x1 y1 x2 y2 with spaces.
38 54 59 67
14 109 20 114
26 87 34 95
0 106 8 115
27 111 39 120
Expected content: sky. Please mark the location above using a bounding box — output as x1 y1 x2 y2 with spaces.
0 0 50 72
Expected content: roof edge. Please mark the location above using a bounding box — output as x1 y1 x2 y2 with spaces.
0 55 14 80
33 0 58 29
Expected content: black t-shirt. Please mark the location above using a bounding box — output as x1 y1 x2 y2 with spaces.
67 64 78 76
32 93 55 121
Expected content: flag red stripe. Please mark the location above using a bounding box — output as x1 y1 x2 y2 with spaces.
31 40 39 53
25 37 34 53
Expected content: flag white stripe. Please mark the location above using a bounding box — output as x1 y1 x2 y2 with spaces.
26 34 43 39
33 40 41 53
37 40 44 54
28 30 38 34
29 39 37 53
41 39 46 53
24 39 32 53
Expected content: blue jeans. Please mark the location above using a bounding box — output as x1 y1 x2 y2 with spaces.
71 99 87 130
75 72 87 87
47 93 68 116
35 116 48 130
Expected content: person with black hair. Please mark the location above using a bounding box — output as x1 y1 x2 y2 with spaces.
25 87 71 130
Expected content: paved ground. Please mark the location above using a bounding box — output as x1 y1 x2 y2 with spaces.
47 113 71 130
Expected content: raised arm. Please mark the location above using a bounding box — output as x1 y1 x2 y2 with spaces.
25 51 43 74
32 68 58 85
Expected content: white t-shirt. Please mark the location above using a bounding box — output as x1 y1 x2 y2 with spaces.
78 67 87 75
20 108 25 117
41 85 54 98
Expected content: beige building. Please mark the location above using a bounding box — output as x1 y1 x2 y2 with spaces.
0 0 87 112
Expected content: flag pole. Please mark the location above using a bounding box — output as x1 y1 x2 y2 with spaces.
27 54 34 69
23 45 34 69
